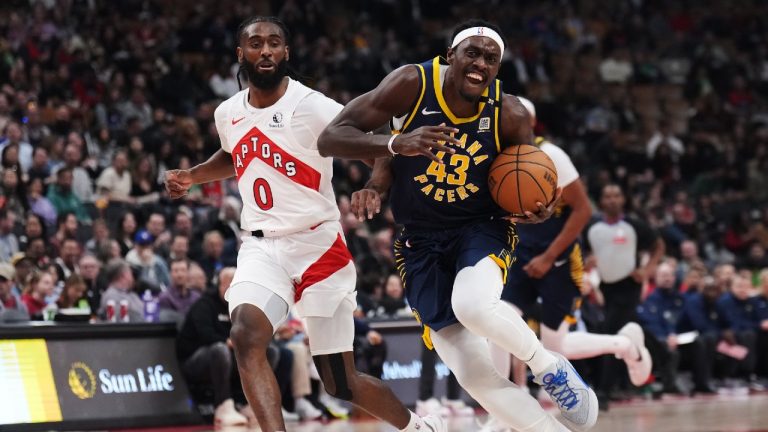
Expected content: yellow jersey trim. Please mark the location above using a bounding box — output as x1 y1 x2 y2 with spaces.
432 57 489 124
399 64 427 133
494 80 501 152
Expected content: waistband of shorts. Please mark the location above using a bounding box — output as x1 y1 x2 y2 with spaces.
247 221 331 238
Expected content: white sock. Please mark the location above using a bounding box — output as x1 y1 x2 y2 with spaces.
432 323 558 431
452 258 557 375
541 322 633 360
399 411 422 432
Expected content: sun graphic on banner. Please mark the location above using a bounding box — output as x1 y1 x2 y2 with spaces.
68 362 96 400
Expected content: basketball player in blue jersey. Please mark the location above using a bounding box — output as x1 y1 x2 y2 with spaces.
318 19 598 432
479 97 652 430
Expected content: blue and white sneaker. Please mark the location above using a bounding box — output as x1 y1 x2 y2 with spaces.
534 352 598 431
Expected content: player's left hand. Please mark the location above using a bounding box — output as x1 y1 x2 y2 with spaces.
351 188 382 221
524 253 555 279
506 187 563 224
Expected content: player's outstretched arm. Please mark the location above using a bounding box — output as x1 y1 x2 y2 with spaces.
318 65 459 163
165 149 234 199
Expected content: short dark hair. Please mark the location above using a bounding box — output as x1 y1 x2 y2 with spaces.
236 16 291 47
450 19 505 46
104 259 130 284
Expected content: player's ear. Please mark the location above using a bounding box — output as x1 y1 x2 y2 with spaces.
236 46 243 63
285 46 290 62
446 47 454 64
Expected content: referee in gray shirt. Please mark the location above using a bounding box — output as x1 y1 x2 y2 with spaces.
586 184 665 402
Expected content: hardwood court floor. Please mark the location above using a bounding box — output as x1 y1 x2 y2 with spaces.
115 393 768 432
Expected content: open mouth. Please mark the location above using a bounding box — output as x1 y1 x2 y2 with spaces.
257 62 276 72
465 71 485 85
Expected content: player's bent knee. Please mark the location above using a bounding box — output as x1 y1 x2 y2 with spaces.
313 353 354 401
230 307 274 354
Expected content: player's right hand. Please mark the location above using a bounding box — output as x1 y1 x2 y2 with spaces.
391 124 460 163
164 169 193 199
351 188 381 221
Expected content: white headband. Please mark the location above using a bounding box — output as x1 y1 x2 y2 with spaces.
451 27 505 54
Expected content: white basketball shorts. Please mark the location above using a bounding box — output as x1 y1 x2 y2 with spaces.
225 220 357 355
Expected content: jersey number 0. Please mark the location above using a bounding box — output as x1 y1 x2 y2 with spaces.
253 178 274 210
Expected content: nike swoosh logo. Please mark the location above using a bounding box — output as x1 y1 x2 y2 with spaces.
231 117 245 125
553 259 567 267
421 107 441 115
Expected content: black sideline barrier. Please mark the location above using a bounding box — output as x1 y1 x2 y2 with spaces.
0 322 201 432
0 319 462 431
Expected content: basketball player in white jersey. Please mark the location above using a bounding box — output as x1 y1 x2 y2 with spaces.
165 16 445 432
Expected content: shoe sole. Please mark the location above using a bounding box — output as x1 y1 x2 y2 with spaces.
619 323 652 386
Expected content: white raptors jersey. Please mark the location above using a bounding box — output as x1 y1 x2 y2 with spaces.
214 79 342 235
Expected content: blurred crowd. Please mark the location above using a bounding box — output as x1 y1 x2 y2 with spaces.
1 0 768 422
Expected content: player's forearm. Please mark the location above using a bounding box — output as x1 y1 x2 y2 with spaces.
541 202 592 260
364 157 393 197
190 149 235 184
318 125 394 159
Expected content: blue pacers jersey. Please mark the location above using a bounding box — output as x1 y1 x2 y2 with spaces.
515 136 576 259
389 57 505 229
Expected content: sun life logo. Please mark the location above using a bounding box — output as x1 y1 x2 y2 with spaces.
68 362 97 399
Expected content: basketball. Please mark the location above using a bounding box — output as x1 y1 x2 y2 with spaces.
488 144 558 216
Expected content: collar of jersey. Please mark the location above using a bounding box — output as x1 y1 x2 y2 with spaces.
432 56 489 125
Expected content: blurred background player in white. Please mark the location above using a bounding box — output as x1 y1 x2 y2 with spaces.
164 16 445 432
484 97 652 431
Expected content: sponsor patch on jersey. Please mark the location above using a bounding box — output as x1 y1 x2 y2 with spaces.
269 111 284 128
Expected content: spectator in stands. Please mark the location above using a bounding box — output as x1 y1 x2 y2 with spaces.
78 254 103 313
115 211 137 256
96 149 132 205
53 237 80 281
56 274 89 311
18 213 47 253
145 212 172 258
158 258 200 317
172 209 202 261
59 143 94 203
27 147 52 184
84 219 111 255
176 267 248 426
353 317 387 380
99 259 143 322
169 234 190 261
130 156 161 206
0 263 28 320
199 231 226 281
48 212 78 256
677 240 705 283
21 270 56 320
677 277 729 384
27 177 57 227
639 262 714 394
378 273 409 317
0 122 33 172
188 262 208 293
11 253 36 295
0 169 26 217
717 275 761 383
0 208 19 262
46 167 90 222
125 229 170 290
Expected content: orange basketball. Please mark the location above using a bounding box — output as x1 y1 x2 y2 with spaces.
488 144 558 217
